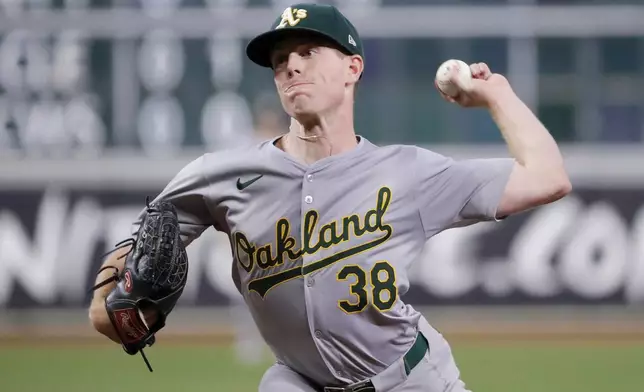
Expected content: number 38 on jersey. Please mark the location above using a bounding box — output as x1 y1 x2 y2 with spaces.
337 261 397 314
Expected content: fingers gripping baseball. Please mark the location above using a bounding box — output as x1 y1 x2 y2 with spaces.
470 62 491 81
434 60 508 108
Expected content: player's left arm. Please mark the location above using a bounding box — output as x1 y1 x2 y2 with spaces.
439 62 572 218
89 154 214 341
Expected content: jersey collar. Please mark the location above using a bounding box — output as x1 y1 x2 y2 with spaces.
266 134 370 171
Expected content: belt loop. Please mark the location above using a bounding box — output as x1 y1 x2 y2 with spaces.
403 357 411 376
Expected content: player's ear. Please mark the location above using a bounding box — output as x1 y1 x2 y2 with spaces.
347 54 363 84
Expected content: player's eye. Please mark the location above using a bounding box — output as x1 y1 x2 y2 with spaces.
271 55 287 70
300 48 315 58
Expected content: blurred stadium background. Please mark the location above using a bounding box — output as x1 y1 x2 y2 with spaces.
1 0 644 391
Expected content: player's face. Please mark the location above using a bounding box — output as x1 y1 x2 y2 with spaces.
270 36 353 118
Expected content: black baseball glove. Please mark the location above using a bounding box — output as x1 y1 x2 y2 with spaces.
91 198 189 372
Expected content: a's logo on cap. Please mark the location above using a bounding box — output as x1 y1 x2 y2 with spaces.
348 35 357 47
275 7 308 29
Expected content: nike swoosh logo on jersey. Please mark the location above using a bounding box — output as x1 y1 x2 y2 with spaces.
237 175 263 190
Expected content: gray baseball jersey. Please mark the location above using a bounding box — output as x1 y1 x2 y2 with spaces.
131 135 513 386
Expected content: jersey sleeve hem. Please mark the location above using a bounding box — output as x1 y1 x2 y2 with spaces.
199 153 224 232
484 159 515 222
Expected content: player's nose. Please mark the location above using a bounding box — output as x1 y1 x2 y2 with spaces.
285 53 304 78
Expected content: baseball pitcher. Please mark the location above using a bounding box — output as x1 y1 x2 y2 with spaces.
89 3 571 391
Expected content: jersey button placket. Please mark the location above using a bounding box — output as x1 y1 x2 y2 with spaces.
303 172 314 205
301 172 315 275
302 170 328 375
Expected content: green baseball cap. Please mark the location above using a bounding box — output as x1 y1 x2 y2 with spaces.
246 3 364 68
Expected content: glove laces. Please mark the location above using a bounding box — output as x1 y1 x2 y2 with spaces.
89 197 161 372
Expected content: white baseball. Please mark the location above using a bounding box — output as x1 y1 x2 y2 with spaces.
435 59 472 98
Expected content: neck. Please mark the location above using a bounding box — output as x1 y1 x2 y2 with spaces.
281 106 358 165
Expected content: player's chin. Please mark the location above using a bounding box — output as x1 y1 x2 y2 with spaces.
288 92 312 106
288 99 319 117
